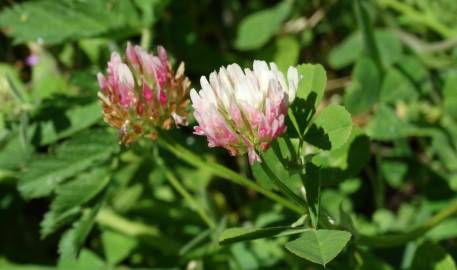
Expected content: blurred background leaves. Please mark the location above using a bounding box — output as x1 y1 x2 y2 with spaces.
1 0 457 269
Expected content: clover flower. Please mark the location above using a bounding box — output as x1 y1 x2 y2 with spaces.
190 61 299 164
97 43 190 144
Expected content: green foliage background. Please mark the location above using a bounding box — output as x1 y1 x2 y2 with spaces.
1 0 457 269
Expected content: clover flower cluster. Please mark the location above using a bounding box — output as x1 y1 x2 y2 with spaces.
190 61 299 164
97 44 300 163
97 43 190 144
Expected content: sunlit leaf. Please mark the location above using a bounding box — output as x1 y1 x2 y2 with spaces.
285 229 351 266
220 226 308 245
295 63 327 106
102 230 137 265
234 0 292 50
304 104 353 150
0 0 141 44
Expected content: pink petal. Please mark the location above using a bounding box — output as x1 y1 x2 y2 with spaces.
158 89 167 106
126 42 140 70
230 104 243 128
157 45 169 67
172 112 187 126
248 148 261 165
97 73 108 92
152 59 168 88
143 81 153 102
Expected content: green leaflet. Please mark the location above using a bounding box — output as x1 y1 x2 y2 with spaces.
58 204 102 260
304 104 353 150
101 230 137 265
344 57 381 115
18 129 117 199
41 168 111 237
285 229 351 266
234 0 292 50
0 0 141 44
287 63 327 139
219 226 309 245
410 241 457 270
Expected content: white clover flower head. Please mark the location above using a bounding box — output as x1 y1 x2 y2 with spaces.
191 60 299 164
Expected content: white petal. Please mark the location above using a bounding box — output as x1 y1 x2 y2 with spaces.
269 62 288 95
253 60 271 94
227 63 245 83
190 88 201 106
287 66 299 103
118 63 134 89
209 72 221 94
200 76 217 106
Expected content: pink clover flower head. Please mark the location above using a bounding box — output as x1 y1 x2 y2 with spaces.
97 43 191 144
190 60 299 164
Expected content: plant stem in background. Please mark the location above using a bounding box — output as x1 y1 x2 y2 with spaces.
354 0 384 73
366 144 384 209
97 208 160 237
140 28 152 50
19 112 29 154
374 151 384 208
157 137 303 214
353 0 388 209
379 0 457 38
153 148 216 229
96 208 181 253
358 199 457 248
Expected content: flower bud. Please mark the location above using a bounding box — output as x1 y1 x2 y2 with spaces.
97 43 191 144
190 60 299 164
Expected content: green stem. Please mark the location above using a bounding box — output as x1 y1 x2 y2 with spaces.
287 108 305 157
154 151 216 229
97 208 160 237
157 137 303 214
379 0 457 39
374 151 384 208
140 28 152 50
19 112 29 154
259 156 308 211
283 136 299 163
0 170 16 181
358 199 457 248
96 208 181 252
287 108 302 141
300 164 320 228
